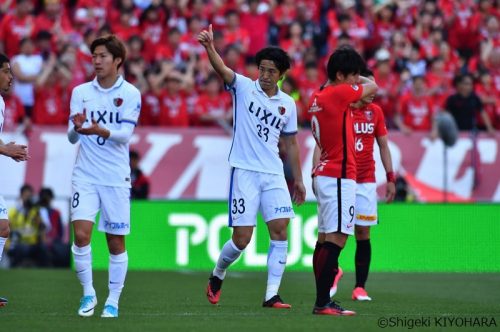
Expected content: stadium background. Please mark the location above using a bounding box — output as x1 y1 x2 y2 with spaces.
0 0 499 273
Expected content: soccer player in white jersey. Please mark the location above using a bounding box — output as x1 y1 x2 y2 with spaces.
198 25 306 308
0 53 29 307
67 35 141 318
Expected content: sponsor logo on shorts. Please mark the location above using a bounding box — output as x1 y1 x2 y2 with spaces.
356 214 377 221
104 221 130 230
0 208 6 215
274 206 292 214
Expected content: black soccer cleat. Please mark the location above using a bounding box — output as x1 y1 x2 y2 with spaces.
262 294 291 309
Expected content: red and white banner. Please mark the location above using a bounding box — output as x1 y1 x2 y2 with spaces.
1 126 499 202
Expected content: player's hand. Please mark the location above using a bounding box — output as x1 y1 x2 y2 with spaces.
292 181 306 206
386 182 396 203
197 24 214 48
75 118 102 136
72 109 87 129
3 142 29 161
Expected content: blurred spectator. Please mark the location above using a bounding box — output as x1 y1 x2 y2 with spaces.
32 53 72 125
373 48 400 128
0 0 35 57
223 9 250 55
130 150 150 199
0 0 496 131
395 75 435 134
475 71 499 130
240 0 270 56
442 73 495 134
37 187 69 267
159 72 189 127
1 88 30 134
405 44 427 77
8 184 49 267
11 37 44 118
196 73 232 132
33 0 73 40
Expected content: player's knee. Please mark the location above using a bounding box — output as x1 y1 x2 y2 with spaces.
355 226 370 240
73 230 91 247
0 221 10 238
232 236 251 250
269 228 287 241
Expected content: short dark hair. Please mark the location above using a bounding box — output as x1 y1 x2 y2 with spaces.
453 73 473 87
39 187 54 200
0 53 9 67
361 67 374 77
20 184 33 195
90 35 127 69
326 46 366 82
255 47 291 75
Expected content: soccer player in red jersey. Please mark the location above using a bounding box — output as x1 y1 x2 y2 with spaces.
330 69 396 302
310 46 377 316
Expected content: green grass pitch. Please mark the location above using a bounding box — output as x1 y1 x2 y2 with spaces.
1 270 499 331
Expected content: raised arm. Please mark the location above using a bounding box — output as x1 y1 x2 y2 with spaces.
197 24 235 85
359 75 378 99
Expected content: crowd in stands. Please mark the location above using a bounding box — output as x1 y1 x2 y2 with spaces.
0 0 498 133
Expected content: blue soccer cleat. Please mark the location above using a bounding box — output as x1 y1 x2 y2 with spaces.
78 295 97 317
101 304 119 318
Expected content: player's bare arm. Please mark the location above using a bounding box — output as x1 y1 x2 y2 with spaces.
0 139 29 162
359 75 378 100
376 135 396 203
197 24 235 85
282 135 306 205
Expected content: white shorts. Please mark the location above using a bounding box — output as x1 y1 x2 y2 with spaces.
0 196 7 220
228 168 295 227
355 183 378 226
71 181 131 235
313 176 356 235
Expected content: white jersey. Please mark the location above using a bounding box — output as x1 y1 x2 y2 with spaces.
69 76 141 188
0 95 4 133
226 73 298 175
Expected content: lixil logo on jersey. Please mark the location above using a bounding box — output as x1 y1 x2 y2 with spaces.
113 98 123 107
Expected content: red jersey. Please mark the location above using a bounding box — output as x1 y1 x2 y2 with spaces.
33 84 68 125
158 92 189 127
140 92 162 126
310 83 363 180
352 103 387 183
2 93 25 131
398 92 434 130
0 14 35 57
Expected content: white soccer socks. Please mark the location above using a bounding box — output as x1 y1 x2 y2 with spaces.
213 239 242 280
72 243 96 297
0 236 7 261
265 240 288 301
105 251 128 308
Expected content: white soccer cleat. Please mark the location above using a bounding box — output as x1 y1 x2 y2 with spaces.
101 304 119 318
78 295 97 317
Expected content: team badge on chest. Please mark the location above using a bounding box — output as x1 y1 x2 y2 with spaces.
278 106 286 115
364 110 373 121
113 98 123 107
